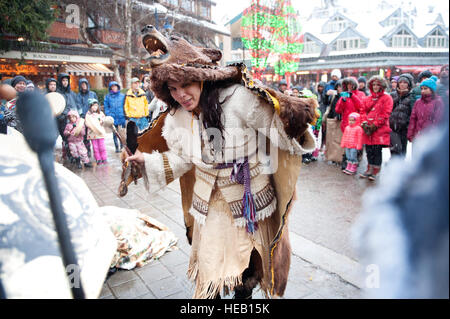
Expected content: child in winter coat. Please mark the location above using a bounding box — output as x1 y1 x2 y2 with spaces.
340 112 364 175
85 98 108 165
407 78 444 146
64 110 92 169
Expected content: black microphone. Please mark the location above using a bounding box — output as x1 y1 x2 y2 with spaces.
16 92 85 299
126 121 139 154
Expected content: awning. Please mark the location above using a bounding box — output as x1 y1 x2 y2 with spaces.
66 63 114 76
395 65 442 74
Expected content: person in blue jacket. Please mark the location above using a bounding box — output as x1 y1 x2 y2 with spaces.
76 78 98 117
104 81 126 152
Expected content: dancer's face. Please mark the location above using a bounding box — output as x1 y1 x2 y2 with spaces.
167 80 202 112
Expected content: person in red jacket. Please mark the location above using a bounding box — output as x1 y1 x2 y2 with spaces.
335 77 364 133
340 112 364 175
359 76 393 181
407 78 445 150
335 77 364 170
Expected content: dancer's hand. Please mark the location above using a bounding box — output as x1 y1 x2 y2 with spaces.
126 149 144 165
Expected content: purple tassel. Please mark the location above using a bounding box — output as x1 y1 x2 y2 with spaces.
243 190 258 233
216 157 258 234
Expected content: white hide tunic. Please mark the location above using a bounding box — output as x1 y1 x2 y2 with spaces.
142 84 315 298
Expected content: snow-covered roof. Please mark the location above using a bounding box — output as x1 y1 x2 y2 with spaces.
166 11 230 35
300 4 449 58
132 0 230 36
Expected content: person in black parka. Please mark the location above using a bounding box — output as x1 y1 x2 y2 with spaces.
389 73 415 157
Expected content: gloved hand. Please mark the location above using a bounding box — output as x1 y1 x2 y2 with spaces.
362 122 377 136
339 91 351 98
339 91 352 102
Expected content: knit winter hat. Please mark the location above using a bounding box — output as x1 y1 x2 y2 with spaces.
11 75 27 88
391 76 399 82
420 78 437 92
331 69 342 79
430 75 439 82
348 112 360 126
397 73 414 88
88 98 99 106
418 70 433 82
357 76 367 84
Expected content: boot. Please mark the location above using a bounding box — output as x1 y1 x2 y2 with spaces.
359 164 372 178
343 162 352 175
341 154 347 171
84 161 92 168
349 162 358 175
368 165 381 181
75 158 82 169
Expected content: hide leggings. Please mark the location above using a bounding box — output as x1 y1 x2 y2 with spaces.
366 145 383 166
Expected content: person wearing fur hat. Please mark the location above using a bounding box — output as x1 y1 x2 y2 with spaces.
336 77 365 132
125 27 317 299
64 110 92 169
359 76 393 181
389 73 415 157
334 77 364 170
124 77 149 131
407 78 444 149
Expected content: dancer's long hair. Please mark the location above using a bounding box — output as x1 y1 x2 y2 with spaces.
165 80 237 141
